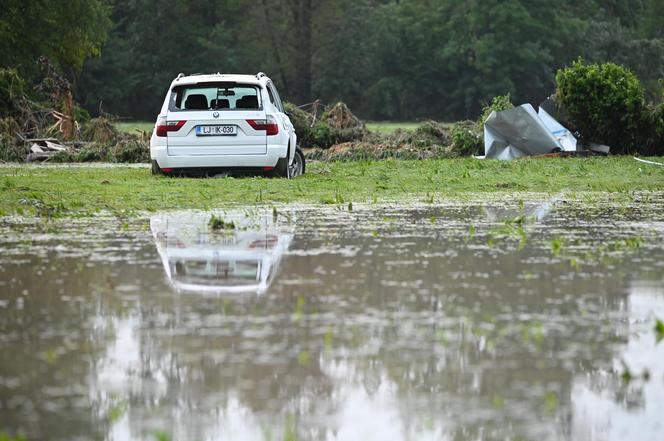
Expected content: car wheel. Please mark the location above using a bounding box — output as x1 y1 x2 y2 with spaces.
151 160 163 175
272 156 289 178
288 147 305 178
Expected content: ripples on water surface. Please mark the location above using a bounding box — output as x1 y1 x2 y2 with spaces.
1 194 663 441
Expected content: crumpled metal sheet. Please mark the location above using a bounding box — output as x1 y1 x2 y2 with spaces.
537 107 577 151
484 104 564 160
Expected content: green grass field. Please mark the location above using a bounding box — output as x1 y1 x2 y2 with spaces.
365 122 428 133
116 121 155 134
1 157 662 217
116 121 439 135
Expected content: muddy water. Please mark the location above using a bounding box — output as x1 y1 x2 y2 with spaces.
1 195 664 441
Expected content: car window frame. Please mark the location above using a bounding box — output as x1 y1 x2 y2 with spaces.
266 81 284 113
168 82 263 112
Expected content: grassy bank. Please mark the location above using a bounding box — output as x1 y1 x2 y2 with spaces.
1 157 662 217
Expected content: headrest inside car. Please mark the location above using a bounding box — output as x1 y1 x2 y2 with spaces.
236 95 258 109
210 98 230 109
184 94 208 110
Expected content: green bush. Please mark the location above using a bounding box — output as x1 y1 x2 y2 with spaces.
555 60 647 154
73 105 91 124
449 120 483 157
640 101 664 155
0 117 25 162
283 102 313 146
0 68 27 116
309 122 334 148
478 94 513 130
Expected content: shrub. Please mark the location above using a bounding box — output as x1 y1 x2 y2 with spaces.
0 68 27 116
283 102 313 146
478 94 514 131
449 120 483 157
0 117 25 162
555 60 647 154
640 101 664 155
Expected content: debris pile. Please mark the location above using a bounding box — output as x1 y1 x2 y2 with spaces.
1 111 149 163
482 97 611 160
0 61 149 164
26 138 67 162
284 101 368 149
305 120 452 161
484 104 569 160
324 102 366 132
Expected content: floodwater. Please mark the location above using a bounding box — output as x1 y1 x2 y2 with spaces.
1 194 664 441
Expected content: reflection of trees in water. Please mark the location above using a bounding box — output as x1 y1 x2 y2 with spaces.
281 210 638 439
1 203 662 441
0 254 152 441
116 289 337 440
119 211 659 439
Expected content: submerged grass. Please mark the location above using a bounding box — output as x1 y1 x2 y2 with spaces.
0 157 662 217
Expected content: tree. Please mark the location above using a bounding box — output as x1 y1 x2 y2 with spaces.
78 0 245 119
72 0 663 121
0 0 111 78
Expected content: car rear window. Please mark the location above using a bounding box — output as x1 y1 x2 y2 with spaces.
169 83 262 111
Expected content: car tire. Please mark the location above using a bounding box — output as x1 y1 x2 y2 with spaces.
272 155 289 178
288 147 305 178
151 160 163 175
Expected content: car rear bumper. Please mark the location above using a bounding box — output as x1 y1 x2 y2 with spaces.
150 144 287 169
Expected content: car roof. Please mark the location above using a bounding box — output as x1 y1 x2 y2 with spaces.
172 73 267 86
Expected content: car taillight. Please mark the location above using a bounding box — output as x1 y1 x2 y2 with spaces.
156 118 186 137
247 115 279 135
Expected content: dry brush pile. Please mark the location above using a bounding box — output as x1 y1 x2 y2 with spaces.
0 61 149 164
290 99 511 161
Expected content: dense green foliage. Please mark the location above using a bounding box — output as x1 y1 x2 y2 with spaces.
556 60 662 154
67 0 664 121
1 0 663 128
1 157 662 216
0 0 110 78
0 68 26 115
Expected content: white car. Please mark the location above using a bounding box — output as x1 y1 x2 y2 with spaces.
150 72 304 178
151 211 294 294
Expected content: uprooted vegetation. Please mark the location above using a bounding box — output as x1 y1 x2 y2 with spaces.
0 62 150 164
284 101 368 149
4 60 659 166
294 98 511 161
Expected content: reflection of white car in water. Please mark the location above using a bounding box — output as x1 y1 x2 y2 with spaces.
151 211 293 294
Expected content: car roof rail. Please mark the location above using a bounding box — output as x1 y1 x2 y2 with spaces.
256 72 266 79
176 73 185 79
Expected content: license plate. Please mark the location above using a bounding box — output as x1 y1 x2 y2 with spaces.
196 125 237 136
